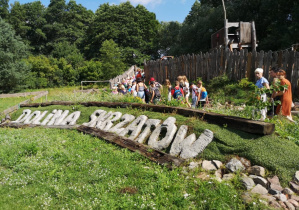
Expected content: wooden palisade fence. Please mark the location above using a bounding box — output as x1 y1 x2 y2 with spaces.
144 49 299 96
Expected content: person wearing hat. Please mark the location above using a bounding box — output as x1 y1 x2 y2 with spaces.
255 68 269 121
149 77 162 90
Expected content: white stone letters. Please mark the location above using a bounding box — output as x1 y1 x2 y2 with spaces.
148 117 177 150
12 108 214 159
110 114 135 134
119 115 148 140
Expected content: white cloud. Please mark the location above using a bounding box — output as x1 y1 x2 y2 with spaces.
120 0 162 7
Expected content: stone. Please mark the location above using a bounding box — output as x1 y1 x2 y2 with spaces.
135 119 161 144
189 161 201 170
110 114 135 134
180 129 214 159
249 175 268 188
247 165 265 177
169 125 196 156
269 200 281 209
290 195 299 202
215 169 222 179
202 160 217 171
290 182 299 194
212 160 223 169
226 158 245 172
260 194 276 203
251 184 268 195
239 157 251 168
284 201 295 210
32 111 48 125
282 188 295 196
48 110 69 125
60 111 81 126
12 109 31 123
268 176 283 194
99 112 123 131
222 173 234 181
289 199 299 207
148 117 177 150
268 175 282 186
278 201 287 209
274 193 287 202
119 115 148 140
41 110 57 125
295 171 299 184
241 177 255 190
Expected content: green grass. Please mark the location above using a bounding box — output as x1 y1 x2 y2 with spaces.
0 127 248 209
0 97 32 113
10 105 299 186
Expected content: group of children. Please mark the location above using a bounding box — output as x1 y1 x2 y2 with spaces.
111 66 209 108
165 75 209 108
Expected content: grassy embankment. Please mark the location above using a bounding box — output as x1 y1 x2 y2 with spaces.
0 84 298 208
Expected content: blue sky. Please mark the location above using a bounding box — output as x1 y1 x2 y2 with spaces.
11 0 196 23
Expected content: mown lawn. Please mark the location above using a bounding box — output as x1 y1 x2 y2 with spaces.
0 97 32 113
0 127 247 209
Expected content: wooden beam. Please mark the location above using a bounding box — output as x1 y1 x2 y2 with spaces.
77 125 185 168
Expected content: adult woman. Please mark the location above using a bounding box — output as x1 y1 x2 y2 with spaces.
165 79 172 101
254 68 269 120
136 77 146 103
272 69 293 121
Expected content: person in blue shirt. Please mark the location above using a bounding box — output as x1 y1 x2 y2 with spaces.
255 68 269 120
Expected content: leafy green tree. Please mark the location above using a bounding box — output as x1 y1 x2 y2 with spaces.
9 1 47 54
0 0 9 19
0 18 30 93
156 21 182 57
78 60 102 82
84 2 159 63
100 39 126 79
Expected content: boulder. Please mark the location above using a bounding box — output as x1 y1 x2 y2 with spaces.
215 169 222 179
251 184 268 195
290 195 299 202
212 160 223 169
290 182 299 194
295 171 299 184
282 188 295 196
239 157 251 168
222 173 234 181
247 165 265 177
269 200 281 209
226 158 245 172
260 194 276 203
249 175 268 188
241 177 255 190
273 193 287 202
202 160 217 171
268 176 283 194
288 199 299 207
284 201 295 210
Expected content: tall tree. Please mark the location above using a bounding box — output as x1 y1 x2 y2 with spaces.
100 39 126 79
9 1 47 54
84 2 159 63
0 18 30 93
0 0 9 19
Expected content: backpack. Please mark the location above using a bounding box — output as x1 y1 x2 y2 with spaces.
154 87 161 98
200 87 208 99
173 87 183 99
